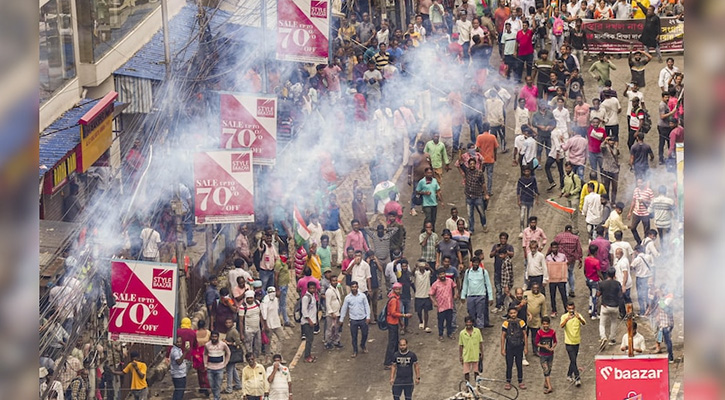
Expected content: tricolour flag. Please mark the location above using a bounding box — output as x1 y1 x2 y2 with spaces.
293 206 311 245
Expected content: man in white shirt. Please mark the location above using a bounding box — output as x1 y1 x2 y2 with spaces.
307 214 323 246
445 207 468 232
140 222 161 262
514 126 537 172
525 240 549 294
261 287 284 357
349 250 373 294
505 7 524 34
623 82 644 117
600 92 622 143
649 185 676 239
613 248 632 317
324 275 343 348
413 260 433 332
612 0 632 19
620 321 646 354
457 12 473 58
658 58 680 93
630 246 653 316
609 230 633 261
582 183 603 241
485 90 506 150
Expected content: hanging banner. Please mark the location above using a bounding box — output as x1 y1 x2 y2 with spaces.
79 91 117 172
220 93 277 165
276 0 329 63
596 355 670 399
108 260 178 346
194 150 255 224
582 17 683 54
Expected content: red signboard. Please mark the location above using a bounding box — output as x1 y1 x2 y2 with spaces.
108 261 178 346
582 17 683 54
596 355 670 399
220 93 277 165
194 150 255 224
276 0 329 63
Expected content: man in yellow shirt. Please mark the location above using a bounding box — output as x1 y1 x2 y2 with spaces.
242 353 269 400
560 301 586 387
632 0 650 18
579 171 607 211
113 351 148 400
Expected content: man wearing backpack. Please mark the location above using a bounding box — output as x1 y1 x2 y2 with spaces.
501 306 528 390
627 97 648 149
460 256 494 329
384 283 413 369
301 281 319 363
240 290 262 358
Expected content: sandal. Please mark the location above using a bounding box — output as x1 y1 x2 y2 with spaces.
544 388 553 394
519 383 527 389
504 383 512 390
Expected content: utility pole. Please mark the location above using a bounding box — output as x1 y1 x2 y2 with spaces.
626 303 634 357
161 0 172 78
171 195 188 319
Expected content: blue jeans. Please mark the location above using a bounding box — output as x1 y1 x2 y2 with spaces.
207 368 224 400
278 285 290 324
469 116 484 143
225 362 240 391
466 296 489 328
662 326 674 361
392 383 414 400
437 308 454 336
401 298 411 328
452 124 463 151
350 319 369 354
636 277 650 315
172 377 186 400
483 163 494 194
586 279 599 317
589 151 603 175
259 269 275 294
566 261 576 294
573 164 585 181
466 196 487 233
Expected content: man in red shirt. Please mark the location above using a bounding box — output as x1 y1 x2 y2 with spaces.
667 117 683 159
584 244 603 319
494 2 511 57
515 20 535 83
475 125 499 195
384 283 412 369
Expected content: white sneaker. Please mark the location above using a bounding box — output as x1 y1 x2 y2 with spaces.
419 323 424 330
567 376 574 383
575 379 582 387
410 209 418 216
591 315 598 320
522 358 530 366
425 327 432 333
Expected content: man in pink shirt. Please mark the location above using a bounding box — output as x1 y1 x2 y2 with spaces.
573 95 591 137
587 117 607 175
561 132 588 180
321 62 342 98
522 216 547 258
344 219 370 253
429 268 457 340
518 76 538 112
667 117 683 159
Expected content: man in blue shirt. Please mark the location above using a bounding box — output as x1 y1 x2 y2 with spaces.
460 256 494 329
340 281 371 357
323 194 345 267
416 167 442 232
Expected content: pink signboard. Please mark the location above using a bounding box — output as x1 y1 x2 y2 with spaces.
596 355 670 399
276 0 329 63
108 261 178 346
220 93 277 165
194 150 255 224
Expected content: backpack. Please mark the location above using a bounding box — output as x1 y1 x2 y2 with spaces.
377 298 393 331
506 318 525 347
552 17 564 36
293 298 303 323
636 107 652 133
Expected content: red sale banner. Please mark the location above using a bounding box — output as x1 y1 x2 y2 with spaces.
108 261 178 346
220 93 277 166
276 0 329 63
194 150 255 224
596 355 670 399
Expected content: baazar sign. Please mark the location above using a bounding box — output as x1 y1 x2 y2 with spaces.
596 355 670 399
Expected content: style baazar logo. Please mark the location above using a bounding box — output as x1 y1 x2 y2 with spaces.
256 99 276 118
151 268 174 290
232 153 251 173
310 0 327 18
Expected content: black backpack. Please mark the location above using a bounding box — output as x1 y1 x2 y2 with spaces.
637 107 652 133
378 298 392 331
293 297 302 323
506 318 525 347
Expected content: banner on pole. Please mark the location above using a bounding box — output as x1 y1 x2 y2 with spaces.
582 17 683 53
595 355 670 399
220 93 277 165
276 0 329 63
194 150 255 224
108 260 178 346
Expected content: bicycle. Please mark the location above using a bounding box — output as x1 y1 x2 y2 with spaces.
456 377 519 400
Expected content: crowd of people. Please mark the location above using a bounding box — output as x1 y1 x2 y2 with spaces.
41 0 684 399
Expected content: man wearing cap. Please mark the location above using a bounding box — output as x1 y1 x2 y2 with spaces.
112 351 148 400
40 367 64 400
261 287 284 360
385 282 413 369
240 289 263 358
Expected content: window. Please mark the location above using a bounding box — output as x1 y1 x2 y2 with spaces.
76 0 160 63
40 0 77 102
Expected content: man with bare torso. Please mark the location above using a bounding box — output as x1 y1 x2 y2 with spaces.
419 0 433 35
